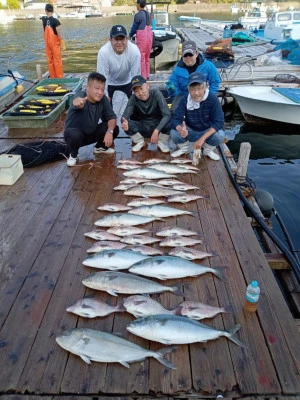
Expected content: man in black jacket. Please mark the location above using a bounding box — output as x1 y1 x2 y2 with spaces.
121 75 171 153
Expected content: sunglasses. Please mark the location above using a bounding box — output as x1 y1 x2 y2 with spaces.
183 53 195 58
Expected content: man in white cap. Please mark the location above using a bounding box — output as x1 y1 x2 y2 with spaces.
97 25 141 102
170 71 225 160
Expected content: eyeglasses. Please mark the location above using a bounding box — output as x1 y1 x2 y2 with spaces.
183 53 195 58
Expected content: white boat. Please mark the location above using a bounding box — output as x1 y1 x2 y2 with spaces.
178 15 201 22
263 11 300 41
239 7 268 29
229 86 300 124
58 11 87 19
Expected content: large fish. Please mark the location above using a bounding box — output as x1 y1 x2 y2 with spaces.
86 241 127 253
127 198 166 207
56 328 176 368
128 256 226 281
123 295 174 318
66 298 125 318
148 164 197 174
124 185 184 198
175 301 231 320
169 247 217 261
82 271 184 296
120 178 150 185
127 314 245 347
97 203 132 212
84 229 121 241
128 204 195 218
143 158 168 165
123 168 176 180
94 213 160 227
107 226 151 237
156 226 201 237
82 249 148 270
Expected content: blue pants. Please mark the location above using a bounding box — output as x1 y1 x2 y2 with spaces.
170 125 225 147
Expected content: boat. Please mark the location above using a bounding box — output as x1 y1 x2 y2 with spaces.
58 11 87 19
263 10 300 41
178 14 201 22
239 7 268 29
229 85 300 124
0 70 25 113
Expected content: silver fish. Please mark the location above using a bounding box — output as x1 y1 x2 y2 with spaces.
127 315 245 347
156 226 201 237
175 301 230 320
169 247 217 261
97 203 132 212
129 205 194 218
120 235 161 245
82 271 183 296
118 159 143 165
170 159 193 164
82 249 148 270
157 179 184 186
159 236 204 247
172 183 200 191
56 328 176 368
123 168 176 180
120 178 150 185
127 198 166 207
66 298 125 318
143 158 169 164
148 164 196 174
124 185 184 198
117 164 141 170
167 194 204 203
113 184 135 191
107 226 151 237
86 241 127 253
127 245 164 256
94 213 160 227
84 230 121 241
123 295 174 318
128 256 226 281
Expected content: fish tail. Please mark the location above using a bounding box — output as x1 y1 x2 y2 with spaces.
170 283 185 297
225 324 246 348
155 346 177 369
115 302 126 312
222 304 233 314
212 266 227 282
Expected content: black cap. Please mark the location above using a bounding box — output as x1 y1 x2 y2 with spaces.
188 72 206 86
45 3 54 11
110 25 127 38
131 75 147 88
182 40 197 56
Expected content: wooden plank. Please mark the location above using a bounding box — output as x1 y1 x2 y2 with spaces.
209 158 300 393
265 254 290 270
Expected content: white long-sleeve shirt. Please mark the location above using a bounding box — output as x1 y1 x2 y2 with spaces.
97 41 141 95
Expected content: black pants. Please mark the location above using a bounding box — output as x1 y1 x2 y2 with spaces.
108 82 132 102
64 123 119 157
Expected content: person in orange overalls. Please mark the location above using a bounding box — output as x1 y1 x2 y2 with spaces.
42 4 66 78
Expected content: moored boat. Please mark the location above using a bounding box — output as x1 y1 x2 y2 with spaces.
239 7 268 29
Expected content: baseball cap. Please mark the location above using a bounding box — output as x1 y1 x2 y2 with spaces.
182 40 197 56
131 75 147 88
188 72 206 86
110 25 127 38
45 3 54 11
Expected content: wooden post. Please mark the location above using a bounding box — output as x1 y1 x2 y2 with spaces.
36 64 43 81
236 142 251 184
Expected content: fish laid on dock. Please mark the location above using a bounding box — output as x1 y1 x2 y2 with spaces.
143 158 169 164
169 247 217 261
124 185 184 198
123 168 176 180
127 315 245 347
148 164 197 174
107 226 151 237
167 194 204 203
123 295 174 318
82 271 184 296
128 204 195 218
127 244 164 256
97 203 132 212
159 236 204 247
127 198 166 207
170 159 193 164
94 213 161 227
118 159 143 165
86 241 127 253
56 328 176 368
156 226 201 237
156 179 184 186
120 235 161 245
117 164 141 170
66 298 125 318
175 301 231 320
82 249 148 270
128 256 226 281
84 230 121 241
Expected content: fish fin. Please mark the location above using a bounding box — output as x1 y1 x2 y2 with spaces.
107 289 118 296
80 354 91 364
157 274 168 280
119 361 130 368
225 324 246 348
212 266 227 282
155 346 177 370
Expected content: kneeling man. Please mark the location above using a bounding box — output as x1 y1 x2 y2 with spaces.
122 75 171 153
64 72 119 166
170 71 225 160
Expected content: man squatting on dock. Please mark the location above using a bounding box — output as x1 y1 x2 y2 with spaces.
121 75 171 153
64 72 119 167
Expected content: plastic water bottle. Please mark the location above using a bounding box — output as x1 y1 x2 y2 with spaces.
244 280 260 312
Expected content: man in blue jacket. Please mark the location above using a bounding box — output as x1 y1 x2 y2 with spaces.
170 71 225 161
168 40 221 111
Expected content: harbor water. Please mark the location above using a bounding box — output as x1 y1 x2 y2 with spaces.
1 14 299 254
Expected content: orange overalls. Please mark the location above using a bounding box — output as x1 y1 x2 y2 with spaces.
43 17 64 78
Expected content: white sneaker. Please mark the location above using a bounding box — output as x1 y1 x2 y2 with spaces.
67 156 77 167
157 141 170 153
132 140 145 152
171 145 189 158
203 149 220 161
94 146 115 154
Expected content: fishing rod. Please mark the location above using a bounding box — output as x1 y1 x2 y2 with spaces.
218 144 300 284
0 71 36 84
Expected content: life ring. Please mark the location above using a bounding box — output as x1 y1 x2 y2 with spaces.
150 40 163 59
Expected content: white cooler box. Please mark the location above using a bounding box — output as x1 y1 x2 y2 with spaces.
0 154 24 185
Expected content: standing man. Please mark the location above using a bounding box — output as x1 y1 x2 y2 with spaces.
97 25 141 102
64 72 119 167
170 72 225 160
129 0 153 79
122 75 171 153
42 3 66 78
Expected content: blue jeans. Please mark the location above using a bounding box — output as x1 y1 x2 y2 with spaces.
170 126 225 147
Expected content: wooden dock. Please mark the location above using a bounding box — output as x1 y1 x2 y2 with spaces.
0 83 300 400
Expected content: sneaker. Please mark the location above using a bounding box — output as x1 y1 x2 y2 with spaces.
67 156 77 167
157 142 170 153
132 140 145 152
94 146 115 154
171 147 190 158
203 149 220 161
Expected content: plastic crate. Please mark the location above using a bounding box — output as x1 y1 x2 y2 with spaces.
0 154 24 185
24 77 83 105
1 95 67 129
